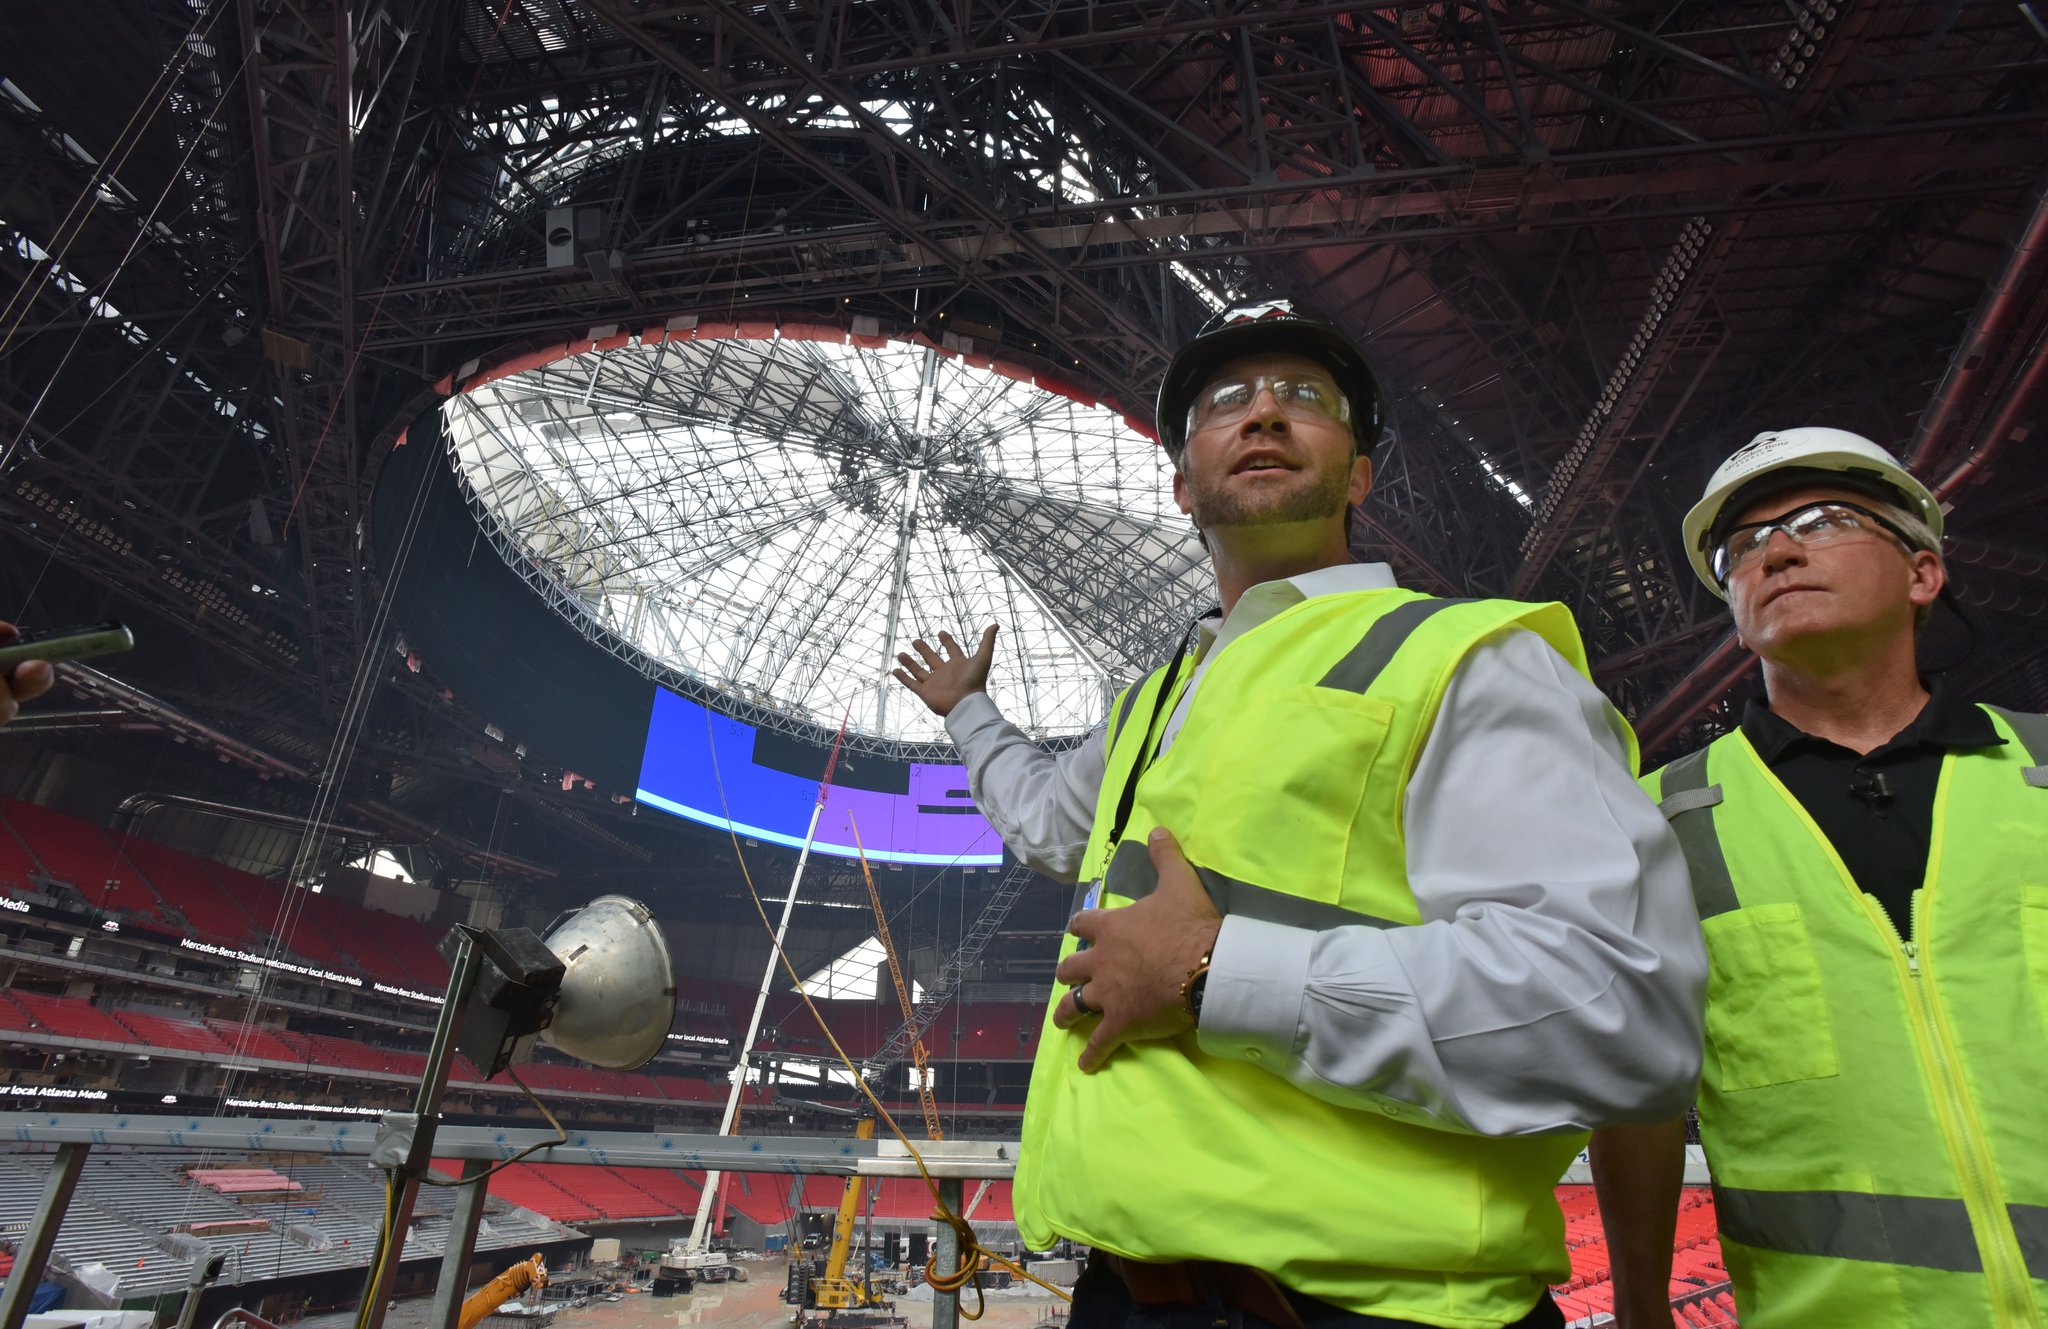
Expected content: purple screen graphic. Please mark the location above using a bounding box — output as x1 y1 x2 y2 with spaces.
634 687 1005 866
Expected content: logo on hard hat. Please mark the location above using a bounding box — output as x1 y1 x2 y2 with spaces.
1216 298 1301 327
1726 432 1797 468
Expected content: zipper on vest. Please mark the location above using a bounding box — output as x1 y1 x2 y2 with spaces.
1872 893 2041 1328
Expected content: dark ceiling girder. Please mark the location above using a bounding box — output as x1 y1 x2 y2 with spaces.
587 0 1177 404
4 0 2046 895
1910 171 2048 475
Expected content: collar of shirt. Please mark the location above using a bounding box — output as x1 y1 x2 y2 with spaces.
1740 676 2003 764
1192 561 1400 664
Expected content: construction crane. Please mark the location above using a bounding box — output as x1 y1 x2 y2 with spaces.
806 1119 885 1313
849 822 942 1140
457 1253 547 1329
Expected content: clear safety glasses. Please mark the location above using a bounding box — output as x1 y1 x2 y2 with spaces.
1185 374 1352 436
1713 500 1917 584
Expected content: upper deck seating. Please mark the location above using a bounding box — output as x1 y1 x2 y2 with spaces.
0 798 164 924
111 1009 233 1056
8 989 135 1043
117 835 254 945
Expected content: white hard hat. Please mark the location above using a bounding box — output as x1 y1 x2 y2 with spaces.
1681 427 1943 596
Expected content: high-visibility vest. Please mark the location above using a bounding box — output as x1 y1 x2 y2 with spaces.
1649 706 2048 1328
1013 588 1611 1329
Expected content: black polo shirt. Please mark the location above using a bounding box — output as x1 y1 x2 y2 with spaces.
1739 680 2004 941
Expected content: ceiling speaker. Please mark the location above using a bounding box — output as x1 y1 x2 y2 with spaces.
538 895 676 1070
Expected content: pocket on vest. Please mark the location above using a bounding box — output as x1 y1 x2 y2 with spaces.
1199 686 1393 905
1702 902 1840 1091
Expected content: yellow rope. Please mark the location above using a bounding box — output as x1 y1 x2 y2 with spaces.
701 715 1072 1313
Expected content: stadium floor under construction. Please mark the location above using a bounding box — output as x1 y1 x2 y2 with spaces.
296 1262 1067 1329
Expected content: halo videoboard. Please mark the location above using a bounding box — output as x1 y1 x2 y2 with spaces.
635 688 1006 866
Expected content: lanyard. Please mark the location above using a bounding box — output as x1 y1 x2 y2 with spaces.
1103 617 1205 851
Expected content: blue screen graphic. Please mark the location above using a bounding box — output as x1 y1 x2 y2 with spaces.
634 688 1006 866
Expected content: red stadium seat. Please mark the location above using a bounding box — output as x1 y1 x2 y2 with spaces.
111 1009 233 1056
0 798 166 924
116 836 255 945
7 990 135 1043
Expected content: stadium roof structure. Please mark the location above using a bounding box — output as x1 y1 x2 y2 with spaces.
1 0 2046 919
442 327 1203 751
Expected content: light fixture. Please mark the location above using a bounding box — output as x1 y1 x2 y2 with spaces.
360 898 677 1320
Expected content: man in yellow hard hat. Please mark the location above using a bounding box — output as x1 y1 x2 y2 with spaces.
1591 428 2048 1328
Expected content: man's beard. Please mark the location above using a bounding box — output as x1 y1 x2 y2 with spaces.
1184 459 1353 530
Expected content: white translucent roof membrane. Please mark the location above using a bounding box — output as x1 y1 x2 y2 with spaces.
442 332 1210 747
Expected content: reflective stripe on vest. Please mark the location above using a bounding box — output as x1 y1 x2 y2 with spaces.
1099 838 1403 932
1317 596 1474 691
1657 750 1739 920
2015 1205 2048 1281
1105 682 1145 748
1716 1186 1985 1273
1716 1188 2048 1281
1987 705 2048 781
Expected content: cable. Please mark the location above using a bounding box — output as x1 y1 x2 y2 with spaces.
352 1170 401 1329
0 0 234 356
699 712 1071 1314
0 19 260 472
418 1066 570 1187
350 1069 566 1329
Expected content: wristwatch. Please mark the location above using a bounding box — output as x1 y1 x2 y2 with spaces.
1179 952 1212 1022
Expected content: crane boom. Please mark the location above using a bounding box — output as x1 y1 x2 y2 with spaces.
848 819 942 1140
457 1253 546 1329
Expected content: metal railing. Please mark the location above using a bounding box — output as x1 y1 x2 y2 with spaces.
0 1113 1015 1329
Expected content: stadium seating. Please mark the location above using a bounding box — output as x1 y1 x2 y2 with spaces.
116 834 255 945
1547 1186 1733 1328
656 1075 726 1103
430 1160 602 1223
204 863 360 972
205 1019 302 1064
0 817 42 895
0 1149 572 1303
527 1163 669 1219
7 989 137 1043
619 1168 702 1212
109 1009 233 1056
0 794 460 987
0 993 34 1032
0 798 165 925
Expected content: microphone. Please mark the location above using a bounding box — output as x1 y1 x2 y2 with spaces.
1848 772 1895 806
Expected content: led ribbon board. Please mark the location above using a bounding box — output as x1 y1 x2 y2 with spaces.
635 688 1004 866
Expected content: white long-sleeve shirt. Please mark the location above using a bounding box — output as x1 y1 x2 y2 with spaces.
942 562 1706 1136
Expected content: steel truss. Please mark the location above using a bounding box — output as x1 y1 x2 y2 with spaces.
0 0 2042 844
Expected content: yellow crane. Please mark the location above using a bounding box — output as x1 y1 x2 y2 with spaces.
807 1119 879 1311
849 822 941 1141
457 1253 547 1329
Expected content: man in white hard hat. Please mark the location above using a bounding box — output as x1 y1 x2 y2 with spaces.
893 298 1705 1329
1590 428 2048 1328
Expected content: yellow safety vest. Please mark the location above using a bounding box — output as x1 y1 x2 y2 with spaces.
1649 707 2048 1328
1014 587 1610 1329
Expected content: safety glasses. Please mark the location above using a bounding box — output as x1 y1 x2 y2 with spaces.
1713 500 1917 585
1186 374 1352 435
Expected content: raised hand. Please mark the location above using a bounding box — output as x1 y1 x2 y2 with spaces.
892 624 999 717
